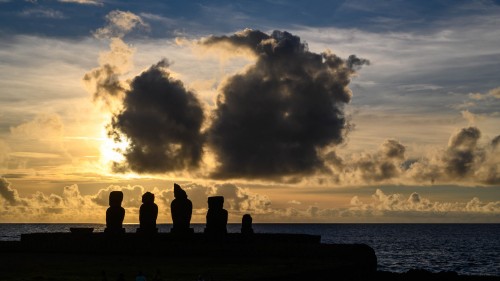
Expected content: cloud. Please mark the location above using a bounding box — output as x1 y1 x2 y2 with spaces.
83 38 133 109
1 178 499 222
202 29 367 179
0 177 21 205
212 183 271 214
320 126 500 186
10 114 64 140
83 11 144 111
0 179 272 222
461 110 477 125
467 86 500 101
19 8 65 19
488 87 500 99
108 60 205 173
443 127 481 178
329 139 406 184
8 114 68 162
349 189 500 215
406 127 500 184
58 0 102 5
93 10 149 39
91 184 146 208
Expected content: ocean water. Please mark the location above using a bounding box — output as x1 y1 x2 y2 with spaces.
0 223 498 276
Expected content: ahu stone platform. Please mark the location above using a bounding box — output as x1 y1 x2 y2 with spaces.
0 232 377 280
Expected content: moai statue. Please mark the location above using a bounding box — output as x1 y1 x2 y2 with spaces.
204 196 228 235
105 191 125 233
137 192 158 233
241 214 254 235
170 183 193 234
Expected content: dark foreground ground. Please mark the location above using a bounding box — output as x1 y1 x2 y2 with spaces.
0 252 498 281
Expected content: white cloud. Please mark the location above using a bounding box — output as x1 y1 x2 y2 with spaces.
94 10 149 39
20 8 65 19
349 189 500 214
58 0 102 5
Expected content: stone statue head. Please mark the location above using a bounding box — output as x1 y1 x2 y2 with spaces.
109 191 123 207
174 183 187 199
208 196 224 210
142 191 155 204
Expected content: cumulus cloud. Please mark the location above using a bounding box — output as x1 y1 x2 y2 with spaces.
83 11 143 111
405 127 499 184
349 189 500 215
327 139 406 184
443 127 482 178
0 177 22 205
93 10 148 39
212 183 271 214
109 60 205 173
321 126 500 186
1 177 499 222
83 38 133 109
0 179 273 222
203 29 367 179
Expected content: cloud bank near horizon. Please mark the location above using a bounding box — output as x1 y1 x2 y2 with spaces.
1 177 498 222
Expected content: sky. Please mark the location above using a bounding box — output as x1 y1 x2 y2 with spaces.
0 0 499 223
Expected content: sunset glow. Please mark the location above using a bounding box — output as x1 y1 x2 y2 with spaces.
0 0 499 223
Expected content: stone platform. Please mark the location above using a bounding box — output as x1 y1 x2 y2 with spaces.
0 232 377 280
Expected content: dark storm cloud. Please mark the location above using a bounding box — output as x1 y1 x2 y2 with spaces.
346 55 371 70
351 139 406 182
109 59 205 173
400 127 500 185
443 127 481 177
203 29 368 179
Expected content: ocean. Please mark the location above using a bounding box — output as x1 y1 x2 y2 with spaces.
1 223 498 276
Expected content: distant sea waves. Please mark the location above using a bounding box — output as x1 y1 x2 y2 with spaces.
1 223 499 276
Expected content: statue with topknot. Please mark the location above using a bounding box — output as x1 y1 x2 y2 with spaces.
170 183 193 234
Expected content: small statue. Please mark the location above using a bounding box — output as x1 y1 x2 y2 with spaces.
137 192 158 233
170 183 193 234
204 196 228 235
105 191 125 233
241 214 254 235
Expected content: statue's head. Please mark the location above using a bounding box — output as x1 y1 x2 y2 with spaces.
208 196 224 209
109 191 123 207
142 191 155 204
174 183 187 199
